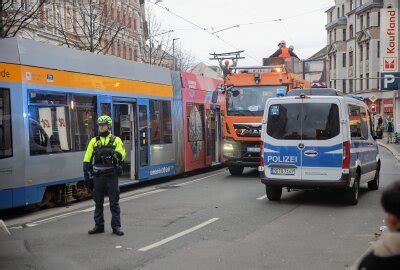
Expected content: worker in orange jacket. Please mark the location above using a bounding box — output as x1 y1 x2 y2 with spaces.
270 40 298 58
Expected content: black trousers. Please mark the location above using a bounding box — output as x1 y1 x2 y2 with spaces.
92 173 121 229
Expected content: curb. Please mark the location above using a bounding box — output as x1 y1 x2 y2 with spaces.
0 219 11 236
377 142 400 161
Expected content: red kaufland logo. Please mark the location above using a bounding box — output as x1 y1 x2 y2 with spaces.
384 59 396 70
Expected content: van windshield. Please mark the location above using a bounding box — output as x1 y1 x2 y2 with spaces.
267 103 340 140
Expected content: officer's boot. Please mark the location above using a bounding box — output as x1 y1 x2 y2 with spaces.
88 225 104 234
112 227 124 236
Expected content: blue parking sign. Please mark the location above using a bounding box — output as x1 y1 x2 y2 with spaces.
381 72 400 90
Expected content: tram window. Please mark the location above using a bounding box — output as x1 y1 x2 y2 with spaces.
0 88 12 159
71 95 96 151
149 100 173 144
29 92 67 105
29 104 71 155
162 101 172 143
100 103 111 116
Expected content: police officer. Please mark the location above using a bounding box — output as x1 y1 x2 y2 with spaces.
83 115 126 236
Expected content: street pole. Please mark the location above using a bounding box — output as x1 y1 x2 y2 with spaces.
172 38 180 70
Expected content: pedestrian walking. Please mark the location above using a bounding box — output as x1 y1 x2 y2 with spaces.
353 181 400 269
386 118 394 143
83 115 126 236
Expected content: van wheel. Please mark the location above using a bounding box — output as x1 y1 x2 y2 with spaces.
266 185 282 201
228 166 244 176
368 169 380 191
345 180 359 205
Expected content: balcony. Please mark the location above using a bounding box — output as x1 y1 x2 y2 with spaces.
347 0 384 15
325 17 347 30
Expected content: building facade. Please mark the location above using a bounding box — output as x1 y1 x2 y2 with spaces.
11 0 146 61
326 0 400 129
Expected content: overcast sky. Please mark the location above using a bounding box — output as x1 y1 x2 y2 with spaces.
149 0 336 66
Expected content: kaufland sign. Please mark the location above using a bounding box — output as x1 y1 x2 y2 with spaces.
380 8 398 73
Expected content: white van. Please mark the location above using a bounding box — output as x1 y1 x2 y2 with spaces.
259 93 380 205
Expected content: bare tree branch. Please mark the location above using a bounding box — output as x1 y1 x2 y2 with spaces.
54 0 127 53
1 0 45 38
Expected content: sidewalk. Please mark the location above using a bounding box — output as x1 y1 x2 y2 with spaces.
377 140 400 161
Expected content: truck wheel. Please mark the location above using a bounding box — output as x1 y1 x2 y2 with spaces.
368 169 380 191
345 180 359 205
228 166 244 176
266 185 282 201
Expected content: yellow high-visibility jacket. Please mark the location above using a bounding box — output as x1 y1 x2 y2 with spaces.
83 134 126 163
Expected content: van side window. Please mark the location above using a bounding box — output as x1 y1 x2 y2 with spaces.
348 105 367 140
360 107 370 140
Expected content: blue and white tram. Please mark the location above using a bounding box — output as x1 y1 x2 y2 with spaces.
0 38 187 210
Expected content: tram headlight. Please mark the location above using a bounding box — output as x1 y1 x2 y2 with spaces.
223 143 234 152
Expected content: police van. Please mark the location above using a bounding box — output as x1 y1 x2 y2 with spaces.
259 92 380 205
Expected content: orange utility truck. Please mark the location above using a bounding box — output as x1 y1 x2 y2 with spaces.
211 52 311 175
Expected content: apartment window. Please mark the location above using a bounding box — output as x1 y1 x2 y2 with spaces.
360 74 363 91
378 12 380 27
360 15 363 30
360 45 363 61
337 7 340 19
349 51 353 67
329 31 332 44
343 29 346 41
366 42 369 60
342 4 345 17
134 48 138 61
377 72 380 89
330 11 333 22
366 73 370 89
349 79 353 92
66 7 72 31
367 12 370 27
334 29 337 42
342 80 347 93
350 0 353 10
349 25 353 39
129 47 132 60
334 54 337 69
359 0 363 6
21 0 28 11
342 53 346 67
377 41 380 58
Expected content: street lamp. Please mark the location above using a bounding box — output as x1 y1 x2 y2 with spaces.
172 38 180 70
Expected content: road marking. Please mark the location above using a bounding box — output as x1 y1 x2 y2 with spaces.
176 172 226 187
19 172 223 228
24 189 166 227
138 217 220 252
257 195 267 200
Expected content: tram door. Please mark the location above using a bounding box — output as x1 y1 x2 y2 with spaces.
211 107 221 163
113 103 136 180
137 99 150 179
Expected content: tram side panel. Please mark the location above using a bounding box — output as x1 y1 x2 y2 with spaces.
0 79 27 210
180 72 224 172
171 72 185 175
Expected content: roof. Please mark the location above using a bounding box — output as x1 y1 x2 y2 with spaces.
0 37 172 85
306 46 328 61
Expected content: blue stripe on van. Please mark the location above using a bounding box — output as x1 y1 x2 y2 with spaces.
264 143 343 168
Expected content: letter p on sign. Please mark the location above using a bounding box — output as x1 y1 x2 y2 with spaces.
381 72 399 90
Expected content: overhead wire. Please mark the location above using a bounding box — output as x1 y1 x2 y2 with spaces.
149 1 260 64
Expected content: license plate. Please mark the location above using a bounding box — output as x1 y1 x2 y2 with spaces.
271 168 295 175
247 147 260 153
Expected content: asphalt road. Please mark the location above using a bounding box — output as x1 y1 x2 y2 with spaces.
1 147 399 270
